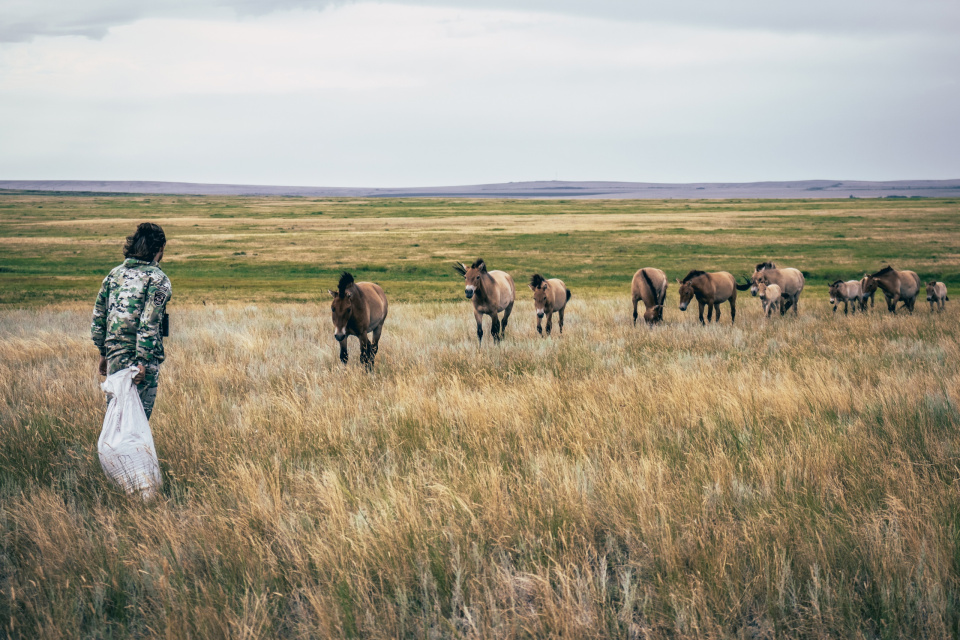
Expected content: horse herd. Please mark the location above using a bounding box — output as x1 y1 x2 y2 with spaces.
328 261 950 369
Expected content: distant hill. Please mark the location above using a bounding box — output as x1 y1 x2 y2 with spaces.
2 179 959 199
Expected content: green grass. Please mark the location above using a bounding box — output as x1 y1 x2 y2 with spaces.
0 193 958 305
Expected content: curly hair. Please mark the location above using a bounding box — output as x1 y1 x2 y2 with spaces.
123 223 166 260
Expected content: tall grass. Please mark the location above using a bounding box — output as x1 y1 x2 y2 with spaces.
1 296 958 638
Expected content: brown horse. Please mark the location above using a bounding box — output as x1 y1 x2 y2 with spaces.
677 270 738 324
529 274 570 336
328 272 388 369
631 267 667 325
739 262 805 315
454 259 516 345
863 266 921 313
926 281 948 312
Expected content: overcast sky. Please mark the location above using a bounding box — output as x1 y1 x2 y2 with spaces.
1 0 958 186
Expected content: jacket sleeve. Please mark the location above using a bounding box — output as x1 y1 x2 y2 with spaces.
135 273 171 365
91 275 110 355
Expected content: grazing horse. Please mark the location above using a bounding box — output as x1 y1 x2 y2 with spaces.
529 274 571 336
859 275 876 311
677 270 737 324
828 280 863 315
328 272 388 369
631 267 667 325
863 266 921 313
454 259 516 345
739 262 805 315
758 282 781 318
926 281 948 312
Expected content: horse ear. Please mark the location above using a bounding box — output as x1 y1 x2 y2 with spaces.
676 278 681 284
328 290 337 298
540 282 548 290
528 283 536 291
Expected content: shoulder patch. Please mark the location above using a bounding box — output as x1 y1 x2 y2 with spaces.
153 280 171 306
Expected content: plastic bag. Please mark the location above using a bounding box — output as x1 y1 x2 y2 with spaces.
98 365 163 500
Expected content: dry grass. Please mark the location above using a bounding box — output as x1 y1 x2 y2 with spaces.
1 293 959 638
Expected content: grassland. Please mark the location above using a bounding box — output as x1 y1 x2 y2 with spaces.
1 192 958 304
1 194 959 638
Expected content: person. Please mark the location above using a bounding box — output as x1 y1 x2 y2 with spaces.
91 223 171 420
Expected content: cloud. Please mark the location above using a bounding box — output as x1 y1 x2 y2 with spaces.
2 0 958 42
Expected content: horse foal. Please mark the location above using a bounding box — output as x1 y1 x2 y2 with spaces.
529 274 571 336
828 280 862 315
758 282 782 317
926 281 948 312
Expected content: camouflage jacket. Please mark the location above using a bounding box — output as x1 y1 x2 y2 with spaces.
91 258 172 365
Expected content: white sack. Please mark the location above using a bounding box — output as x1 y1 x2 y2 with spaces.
98 365 162 500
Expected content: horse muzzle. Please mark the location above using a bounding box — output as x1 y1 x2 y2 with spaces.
536 311 544 318
334 334 345 342
679 302 688 311
927 296 933 301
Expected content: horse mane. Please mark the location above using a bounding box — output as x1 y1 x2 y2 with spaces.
830 279 844 286
755 261 777 271
470 258 487 272
337 271 355 298
871 265 894 277
682 270 707 283
529 274 545 288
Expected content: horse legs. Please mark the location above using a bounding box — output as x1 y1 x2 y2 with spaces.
491 314 502 343
632 297 639 326
474 308 484 346
367 325 383 369
501 301 514 337
714 303 722 323
697 300 706 325
536 313 543 335
558 308 565 334
886 293 900 313
358 333 373 368
339 340 349 365
707 302 715 323
843 300 849 315
545 312 553 335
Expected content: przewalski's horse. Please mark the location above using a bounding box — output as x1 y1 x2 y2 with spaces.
529 274 571 336
328 272 388 369
863 266 921 313
859 275 875 311
677 270 737 324
828 279 863 315
631 267 667 325
758 282 781 318
739 262 805 315
454 259 516 346
926 281 948 312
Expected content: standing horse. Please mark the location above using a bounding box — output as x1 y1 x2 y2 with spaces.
328 272 388 369
454 259 516 345
677 270 738 324
529 274 570 336
758 282 781 318
828 279 863 315
739 262 805 315
863 266 920 313
631 267 667 325
926 281 948 312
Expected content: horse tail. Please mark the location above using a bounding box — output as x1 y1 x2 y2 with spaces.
735 276 752 291
566 288 572 302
